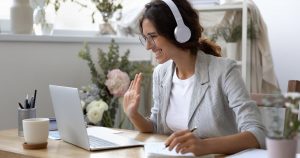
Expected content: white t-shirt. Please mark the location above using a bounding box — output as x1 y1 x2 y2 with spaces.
166 71 195 132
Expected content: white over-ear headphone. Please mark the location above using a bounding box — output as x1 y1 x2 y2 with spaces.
161 0 191 43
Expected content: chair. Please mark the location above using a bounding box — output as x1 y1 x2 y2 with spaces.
251 80 300 137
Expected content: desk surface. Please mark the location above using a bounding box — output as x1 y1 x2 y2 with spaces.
0 128 224 158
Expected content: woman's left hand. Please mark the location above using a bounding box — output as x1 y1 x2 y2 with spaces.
164 129 206 155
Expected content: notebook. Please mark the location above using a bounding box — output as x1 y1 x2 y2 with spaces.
49 85 143 151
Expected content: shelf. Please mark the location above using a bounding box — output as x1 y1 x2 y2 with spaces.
195 4 243 12
0 33 139 44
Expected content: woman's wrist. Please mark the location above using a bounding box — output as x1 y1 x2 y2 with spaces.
127 111 141 120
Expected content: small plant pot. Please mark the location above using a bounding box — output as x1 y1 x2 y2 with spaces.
266 137 297 158
226 42 239 60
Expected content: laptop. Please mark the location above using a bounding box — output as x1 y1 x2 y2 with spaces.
49 85 143 151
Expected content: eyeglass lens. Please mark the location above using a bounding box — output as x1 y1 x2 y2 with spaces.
139 35 156 49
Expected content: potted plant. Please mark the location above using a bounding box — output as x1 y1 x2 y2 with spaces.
91 0 122 35
263 92 300 158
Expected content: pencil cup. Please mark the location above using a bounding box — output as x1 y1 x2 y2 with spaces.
18 108 36 137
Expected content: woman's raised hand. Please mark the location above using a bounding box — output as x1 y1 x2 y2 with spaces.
123 73 143 118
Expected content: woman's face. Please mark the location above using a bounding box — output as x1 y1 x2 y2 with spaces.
141 19 174 64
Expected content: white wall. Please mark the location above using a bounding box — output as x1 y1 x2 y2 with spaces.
0 37 150 130
252 0 300 92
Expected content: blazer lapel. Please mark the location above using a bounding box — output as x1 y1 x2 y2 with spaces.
161 62 175 132
188 51 210 125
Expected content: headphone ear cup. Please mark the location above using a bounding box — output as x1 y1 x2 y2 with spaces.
174 25 191 43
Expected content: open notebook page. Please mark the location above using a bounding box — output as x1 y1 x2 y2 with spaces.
144 142 217 158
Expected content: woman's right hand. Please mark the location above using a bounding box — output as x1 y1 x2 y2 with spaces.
123 73 143 118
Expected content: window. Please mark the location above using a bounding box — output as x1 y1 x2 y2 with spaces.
0 1 12 19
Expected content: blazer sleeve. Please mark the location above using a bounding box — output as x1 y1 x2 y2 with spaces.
148 65 161 133
223 60 266 149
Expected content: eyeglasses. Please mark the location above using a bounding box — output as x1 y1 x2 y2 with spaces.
139 34 157 49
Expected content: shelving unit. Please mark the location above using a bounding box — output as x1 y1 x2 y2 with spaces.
195 0 250 91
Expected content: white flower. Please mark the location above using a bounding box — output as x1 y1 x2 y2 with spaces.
285 92 300 100
87 107 103 124
86 100 108 124
105 69 130 97
86 100 108 112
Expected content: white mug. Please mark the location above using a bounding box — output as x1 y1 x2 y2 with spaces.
23 118 49 144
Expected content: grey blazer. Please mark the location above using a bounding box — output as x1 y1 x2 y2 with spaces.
149 51 266 148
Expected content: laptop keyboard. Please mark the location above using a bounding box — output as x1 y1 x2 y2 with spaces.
88 135 117 148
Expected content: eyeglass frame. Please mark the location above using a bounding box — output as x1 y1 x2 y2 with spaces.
138 33 158 49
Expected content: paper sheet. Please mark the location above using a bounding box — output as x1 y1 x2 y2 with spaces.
144 142 216 158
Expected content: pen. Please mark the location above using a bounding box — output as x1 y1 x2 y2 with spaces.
18 102 24 109
165 127 198 148
32 89 37 108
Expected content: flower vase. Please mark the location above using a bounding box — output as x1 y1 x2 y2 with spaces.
266 137 297 158
226 42 239 60
99 22 116 35
10 0 33 34
32 0 54 35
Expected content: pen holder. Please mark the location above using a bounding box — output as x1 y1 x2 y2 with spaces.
18 108 36 137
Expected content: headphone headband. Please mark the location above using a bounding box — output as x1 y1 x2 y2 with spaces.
161 0 191 43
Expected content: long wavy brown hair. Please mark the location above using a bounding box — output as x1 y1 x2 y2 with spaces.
139 0 221 57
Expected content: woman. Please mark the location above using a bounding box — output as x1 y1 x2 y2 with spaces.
123 0 265 156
